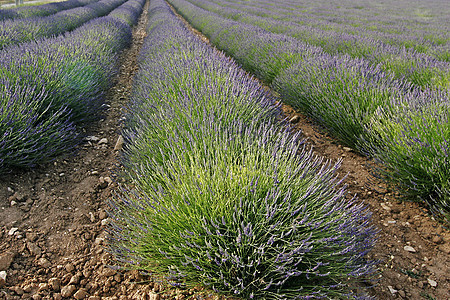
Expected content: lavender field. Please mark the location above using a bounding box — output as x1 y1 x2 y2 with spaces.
0 0 449 299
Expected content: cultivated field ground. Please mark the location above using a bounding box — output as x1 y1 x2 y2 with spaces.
0 0 449 299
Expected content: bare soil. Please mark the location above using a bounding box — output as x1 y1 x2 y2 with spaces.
0 1 449 300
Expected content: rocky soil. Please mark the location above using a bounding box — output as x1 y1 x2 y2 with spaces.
0 1 449 299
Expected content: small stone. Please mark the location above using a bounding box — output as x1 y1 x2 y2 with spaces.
380 203 391 212
38 283 49 291
8 228 18 235
89 212 95 223
98 211 107 219
32 294 42 300
104 177 112 185
427 278 437 287
432 235 443 244
114 135 124 151
148 293 160 300
49 278 61 291
10 200 17 206
27 241 42 257
404 245 416 253
101 218 109 226
61 285 76 298
0 270 6 287
102 268 116 277
289 115 299 123
418 281 424 288
74 288 88 300
69 273 81 285
88 297 100 300
343 147 352 151
86 136 99 142
98 177 108 189
38 257 51 268
398 290 405 298
98 138 108 145
54 293 62 300
387 286 397 294
7 187 14 194
0 251 16 271
14 286 24 295
65 263 75 273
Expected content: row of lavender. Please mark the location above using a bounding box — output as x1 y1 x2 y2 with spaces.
0 0 145 172
0 0 129 50
183 0 449 89
107 0 377 299
0 0 98 21
166 0 450 223
203 0 449 62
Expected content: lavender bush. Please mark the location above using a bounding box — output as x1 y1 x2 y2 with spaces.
0 0 144 172
108 1 378 299
0 0 128 50
359 90 450 223
0 0 98 21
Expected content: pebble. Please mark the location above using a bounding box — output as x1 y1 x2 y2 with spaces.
0 251 16 271
398 290 406 298
432 235 443 244
387 286 397 294
10 200 17 206
114 135 124 151
404 245 416 253
427 278 437 287
74 288 88 300
8 228 18 235
65 263 75 273
27 241 42 257
38 257 51 268
7 187 14 194
0 271 6 286
89 212 96 223
99 211 107 219
98 138 108 145
61 285 76 298
49 278 61 291
148 293 160 300
380 203 391 212
69 273 81 285
343 146 352 151
101 218 109 226
289 115 299 123
86 136 99 142
102 268 116 277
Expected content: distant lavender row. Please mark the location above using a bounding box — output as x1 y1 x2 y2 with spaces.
183 0 450 89
0 0 128 50
0 0 98 21
166 0 450 222
107 0 377 299
216 0 449 58
0 0 144 171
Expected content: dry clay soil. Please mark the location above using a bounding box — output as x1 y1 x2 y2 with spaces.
0 2 449 299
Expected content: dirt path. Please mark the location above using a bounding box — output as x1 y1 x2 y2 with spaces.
0 0 449 299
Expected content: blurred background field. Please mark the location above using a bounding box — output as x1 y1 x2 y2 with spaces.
0 0 62 8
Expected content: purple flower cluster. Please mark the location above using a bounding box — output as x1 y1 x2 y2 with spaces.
0 0 144 171
107 0 378 298
0 0 128 50
0 0 98 21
